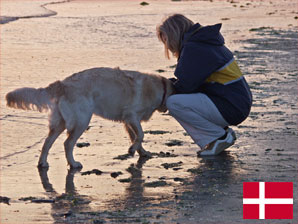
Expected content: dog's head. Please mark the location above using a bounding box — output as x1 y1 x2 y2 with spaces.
157 77 175 113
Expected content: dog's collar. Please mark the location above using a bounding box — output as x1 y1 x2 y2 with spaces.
160 78 167 107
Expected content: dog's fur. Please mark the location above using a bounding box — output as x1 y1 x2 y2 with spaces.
6 67 175 168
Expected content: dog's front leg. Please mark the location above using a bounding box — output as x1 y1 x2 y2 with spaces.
125 123 137 156
124 123 136 143
127 118 152 158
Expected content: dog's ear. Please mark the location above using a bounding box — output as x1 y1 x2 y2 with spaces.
165 78 176 96
156 77 169 113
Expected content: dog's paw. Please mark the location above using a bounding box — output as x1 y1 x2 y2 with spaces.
69 161 83 169
138 149 152 158
37 161 49 168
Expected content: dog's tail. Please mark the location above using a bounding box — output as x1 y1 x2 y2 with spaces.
6 81 65 112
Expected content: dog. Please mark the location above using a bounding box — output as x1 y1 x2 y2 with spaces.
6 67 175 168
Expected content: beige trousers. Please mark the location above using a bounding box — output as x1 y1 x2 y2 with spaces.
166 93 229 149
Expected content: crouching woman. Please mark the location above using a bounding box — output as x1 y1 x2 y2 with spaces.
157 14 252 156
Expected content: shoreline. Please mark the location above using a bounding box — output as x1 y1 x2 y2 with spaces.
0 0 72 24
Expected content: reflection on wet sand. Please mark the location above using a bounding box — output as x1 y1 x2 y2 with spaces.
38 157 155 223
190 152 237 195
38 167 91 223
121 157 150 209
17 152 244 224
171 152 246 222
96 152 242 223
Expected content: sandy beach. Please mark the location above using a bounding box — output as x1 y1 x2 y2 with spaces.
0 0 297 223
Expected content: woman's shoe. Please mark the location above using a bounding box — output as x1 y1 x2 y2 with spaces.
199 131 235 156
226 127 236 143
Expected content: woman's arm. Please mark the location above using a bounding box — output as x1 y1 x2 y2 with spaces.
173 43 225 93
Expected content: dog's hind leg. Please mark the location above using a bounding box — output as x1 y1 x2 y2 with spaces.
59 97 92 168
63 109 92 169
126 117 152 158
64 123 89 169
38 109 65 168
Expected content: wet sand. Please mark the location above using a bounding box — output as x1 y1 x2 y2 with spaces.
1 0 297 223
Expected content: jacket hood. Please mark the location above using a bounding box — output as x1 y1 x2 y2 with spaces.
182 23 225 46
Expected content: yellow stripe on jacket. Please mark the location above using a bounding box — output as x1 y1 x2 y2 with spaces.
206 59 243 85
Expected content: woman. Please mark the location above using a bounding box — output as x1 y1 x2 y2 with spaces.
157 14 252 156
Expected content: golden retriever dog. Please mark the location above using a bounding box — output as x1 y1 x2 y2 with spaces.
6 67 175 168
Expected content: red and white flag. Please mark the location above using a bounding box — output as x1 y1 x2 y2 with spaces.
243 182 293 219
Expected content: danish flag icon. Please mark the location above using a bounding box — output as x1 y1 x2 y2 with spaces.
243 182 293 219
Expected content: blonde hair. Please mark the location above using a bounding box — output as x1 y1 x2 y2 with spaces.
156 14 194 59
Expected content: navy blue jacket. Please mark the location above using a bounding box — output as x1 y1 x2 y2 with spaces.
172 23 252 125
